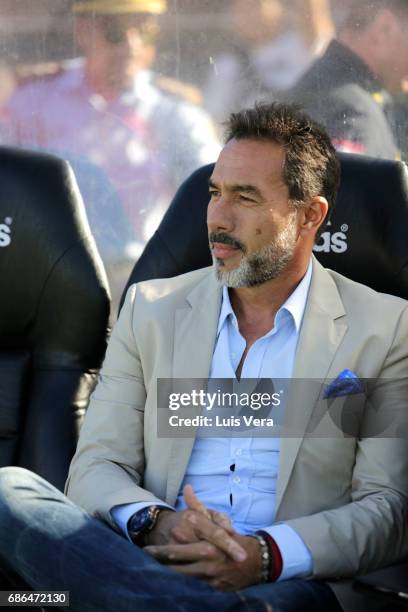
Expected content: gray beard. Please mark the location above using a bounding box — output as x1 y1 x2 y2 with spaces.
213 215 298 288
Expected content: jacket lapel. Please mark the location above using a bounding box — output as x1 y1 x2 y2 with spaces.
163 260 349 509
275 257 348 516
166 269 222 504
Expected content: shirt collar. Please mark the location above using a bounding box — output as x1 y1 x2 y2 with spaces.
217 258 313 336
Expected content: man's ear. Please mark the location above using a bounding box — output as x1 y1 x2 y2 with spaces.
299 196 329 239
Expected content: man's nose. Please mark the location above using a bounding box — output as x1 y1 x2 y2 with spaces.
207 196 235 233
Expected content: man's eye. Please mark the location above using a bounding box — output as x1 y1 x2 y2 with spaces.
209 190 220 198
239 194 256 202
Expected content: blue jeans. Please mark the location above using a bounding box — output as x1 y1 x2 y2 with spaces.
0 467 341 612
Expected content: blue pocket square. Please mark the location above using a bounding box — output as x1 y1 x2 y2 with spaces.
323 369 365 399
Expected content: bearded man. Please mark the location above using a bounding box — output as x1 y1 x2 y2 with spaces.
0 103 407 612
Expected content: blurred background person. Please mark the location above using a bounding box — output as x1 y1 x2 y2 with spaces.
1 0 220 311
395 78 408 161
327 0 353 32
2 0 408 311
204 0 334 124
289 0 408 160
0 59 16 119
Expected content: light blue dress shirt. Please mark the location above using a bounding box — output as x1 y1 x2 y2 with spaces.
113 260 313 580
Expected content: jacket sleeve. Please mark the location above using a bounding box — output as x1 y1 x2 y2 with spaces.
65 284 167 531
282 306 408 578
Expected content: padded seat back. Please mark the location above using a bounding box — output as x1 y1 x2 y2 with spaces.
123 153 408 300
0 147 110 490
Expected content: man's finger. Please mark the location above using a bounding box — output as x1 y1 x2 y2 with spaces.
187 513 247 562
145 542 219 563
209 510 235 535
183 485 236 535
208 578 235 592
183 484 211 519
167 561 219 580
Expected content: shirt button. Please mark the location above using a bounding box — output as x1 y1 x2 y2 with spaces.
233 476 241 484
235 448 242 456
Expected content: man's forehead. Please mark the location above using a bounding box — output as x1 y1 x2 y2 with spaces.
212 138 285 183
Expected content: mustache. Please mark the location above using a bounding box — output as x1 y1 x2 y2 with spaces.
209 232 247 254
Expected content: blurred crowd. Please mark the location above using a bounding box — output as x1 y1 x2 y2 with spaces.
0 0 407 309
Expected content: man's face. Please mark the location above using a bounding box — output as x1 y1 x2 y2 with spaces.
78 14 155 75
385 14 408 91
207 138 301 288
232 0 284 47
370 9 408 91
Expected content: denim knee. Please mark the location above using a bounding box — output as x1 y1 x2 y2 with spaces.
0 467 49 521
0 466 40 496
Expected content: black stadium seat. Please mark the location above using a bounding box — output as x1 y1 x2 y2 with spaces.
122 152 408 609
0 146 110 492
123 153 408 300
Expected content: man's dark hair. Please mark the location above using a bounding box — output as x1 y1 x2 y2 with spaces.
224 102 341 214
340 0 408 31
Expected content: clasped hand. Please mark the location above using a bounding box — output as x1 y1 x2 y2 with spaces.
144 485 264 591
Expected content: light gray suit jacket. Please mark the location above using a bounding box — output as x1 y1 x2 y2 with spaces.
65 257 408 606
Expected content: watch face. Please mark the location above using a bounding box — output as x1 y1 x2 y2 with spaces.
128 507 154 538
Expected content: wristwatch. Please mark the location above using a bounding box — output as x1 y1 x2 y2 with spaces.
127 506 163 546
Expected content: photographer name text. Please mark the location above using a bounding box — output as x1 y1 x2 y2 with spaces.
169 415 274 428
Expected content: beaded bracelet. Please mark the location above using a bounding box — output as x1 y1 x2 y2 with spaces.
250 533 271 583
257 530 283 581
